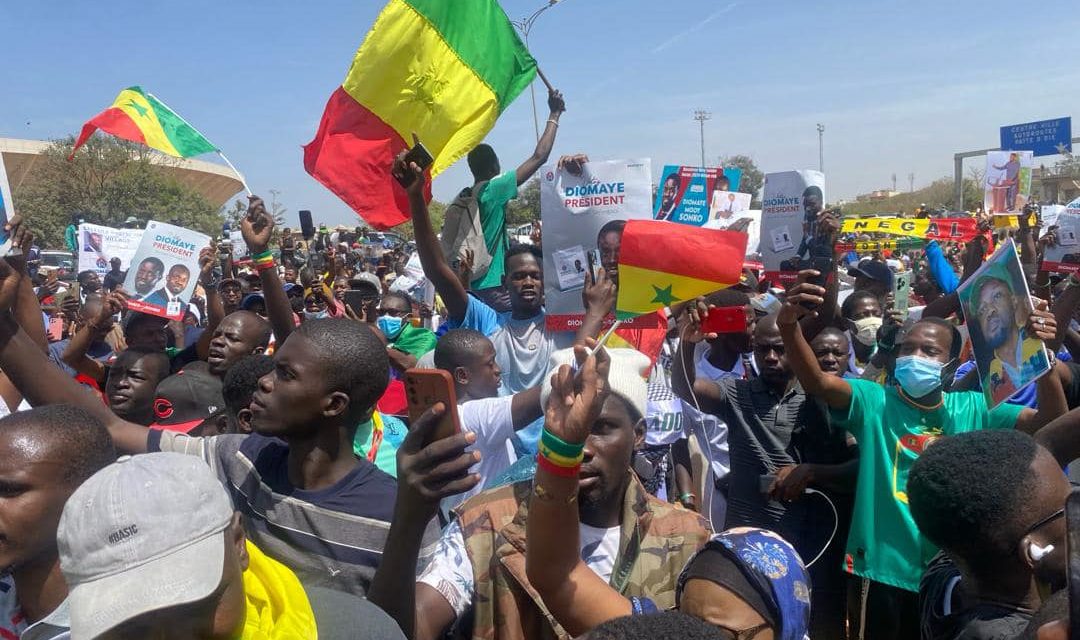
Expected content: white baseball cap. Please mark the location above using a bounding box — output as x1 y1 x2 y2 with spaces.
57 452 234 639
540 347 650 420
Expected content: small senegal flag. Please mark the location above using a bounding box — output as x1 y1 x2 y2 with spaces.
615 220 748 319
69 86 217 160
304 0 537 230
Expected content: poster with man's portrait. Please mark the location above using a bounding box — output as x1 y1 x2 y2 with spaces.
123 221 210 321
983 150 1033 215
957 239 1050 408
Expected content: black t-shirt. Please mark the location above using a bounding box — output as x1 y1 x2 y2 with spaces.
919 554 1032 640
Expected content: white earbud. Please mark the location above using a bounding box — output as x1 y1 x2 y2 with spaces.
1029 542 1055 562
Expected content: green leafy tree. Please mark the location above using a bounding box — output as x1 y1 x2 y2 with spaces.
719 154 765 207
506 177 541 227
14 135 224 247
393 199 446 241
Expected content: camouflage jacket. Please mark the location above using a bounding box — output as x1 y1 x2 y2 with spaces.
451 473 710 640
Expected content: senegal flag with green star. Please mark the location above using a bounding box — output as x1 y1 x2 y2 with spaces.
615 220 748 320
69 87 218 160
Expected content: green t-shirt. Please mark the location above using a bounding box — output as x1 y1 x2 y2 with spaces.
831 378 1025 592
471 170 519 290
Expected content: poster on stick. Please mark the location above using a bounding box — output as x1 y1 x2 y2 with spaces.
759 170 824 282
984 150 1033 215
957 239 1050 408
123 221 209 321
78 223 143 275
1042 198 1080 274
653 165 742 226
541 158 654 331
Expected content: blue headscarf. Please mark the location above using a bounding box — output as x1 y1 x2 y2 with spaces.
676 528 810 640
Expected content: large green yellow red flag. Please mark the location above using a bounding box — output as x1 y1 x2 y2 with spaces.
615 220 748 319
303 0 538 230
69 87 217 160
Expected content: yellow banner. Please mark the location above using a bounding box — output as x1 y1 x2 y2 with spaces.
840 217 980 241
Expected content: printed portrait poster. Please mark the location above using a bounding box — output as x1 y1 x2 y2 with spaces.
984 150 1033 215
0 151 13 256
709 190 752 223
77 223 143 275
541 158 653 331
1042 198 1080 273
705 209 761 256
759 170 825 282
124 221 210 321
653 165 742 226
957 239 1050 408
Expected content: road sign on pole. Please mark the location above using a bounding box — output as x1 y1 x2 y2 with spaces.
1000 117 1072 156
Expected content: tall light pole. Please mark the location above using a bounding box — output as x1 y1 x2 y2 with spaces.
694 110 711 168
512 0 566 141
816 123 825 173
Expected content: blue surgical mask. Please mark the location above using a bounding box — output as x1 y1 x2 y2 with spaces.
303 309 330 321
894 355 946 398
377 315 405 339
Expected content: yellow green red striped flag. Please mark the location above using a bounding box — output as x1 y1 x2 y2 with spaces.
69 86 217 160
304 0 538 229
615 220 748 320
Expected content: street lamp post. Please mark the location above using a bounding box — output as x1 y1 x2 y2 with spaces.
694 110 711 168
512 0 565 141
816 123 825 174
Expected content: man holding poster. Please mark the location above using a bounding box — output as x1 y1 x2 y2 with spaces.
124 221 210 321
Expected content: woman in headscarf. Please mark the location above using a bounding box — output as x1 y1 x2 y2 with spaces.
676 528 811 640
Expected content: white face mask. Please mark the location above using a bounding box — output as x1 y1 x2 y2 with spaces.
852 316 883 346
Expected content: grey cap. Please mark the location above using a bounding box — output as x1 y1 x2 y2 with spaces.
57 452 233 639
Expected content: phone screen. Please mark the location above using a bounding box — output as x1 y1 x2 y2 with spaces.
299 210 314 240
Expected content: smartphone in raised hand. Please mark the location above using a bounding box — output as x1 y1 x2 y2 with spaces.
405 369 461 443
701 306 750 334
299 210 315 241
892 270 912 318
395 141 435 188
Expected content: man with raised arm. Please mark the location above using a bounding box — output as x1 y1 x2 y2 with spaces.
776 270 1067 640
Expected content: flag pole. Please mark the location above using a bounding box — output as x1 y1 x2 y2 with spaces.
216 151 253 197
147 92 253 197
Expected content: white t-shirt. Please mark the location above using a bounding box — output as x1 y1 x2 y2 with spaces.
440 396 516 515
418 519 620 618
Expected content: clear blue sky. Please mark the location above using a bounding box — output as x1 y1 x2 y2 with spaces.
3 0 1079 226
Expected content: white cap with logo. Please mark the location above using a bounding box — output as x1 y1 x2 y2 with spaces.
57 452 234 639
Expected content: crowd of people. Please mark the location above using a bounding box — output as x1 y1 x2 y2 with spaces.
2 90 1079 640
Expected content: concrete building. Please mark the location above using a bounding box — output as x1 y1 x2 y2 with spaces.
1034 162 1080 204
1 137 244 208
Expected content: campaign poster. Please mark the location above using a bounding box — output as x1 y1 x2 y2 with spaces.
705 209 761 256
123 221 210 321
759 170 825 282
389 251 435 306
984 150 1033 215
653 165 742 226
1042 198 1080 273
77 223 143 275
957 239 1050 408
0 151 13 256
709 190 752 223
541 158 654 331
229 229 250 261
